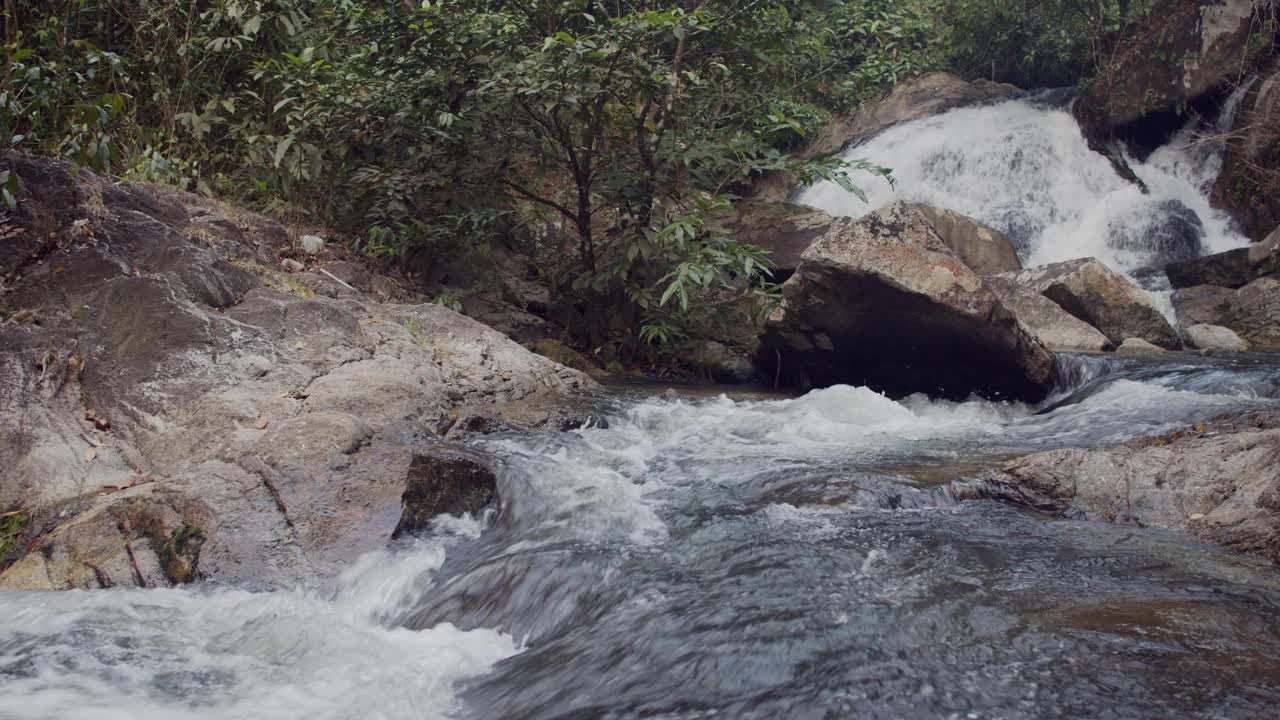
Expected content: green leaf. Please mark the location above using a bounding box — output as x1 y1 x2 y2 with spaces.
273 137 295 169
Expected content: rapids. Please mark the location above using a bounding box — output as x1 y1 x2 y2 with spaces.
3 354 1280 719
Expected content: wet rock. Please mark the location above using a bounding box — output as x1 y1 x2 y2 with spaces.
1117 337 1168 355
954 411 1280 563
985 276 1114 352
0 153 596 590
999 258 1180 349
1166 227 1280 288
1107 199 1203 263
677 340 756 384
760 201 1055 401
914 204 1022 275
753 73 1020 201
1183 323 1250 352
393 447 498 537
1075 0 1268 135
727 200 835 281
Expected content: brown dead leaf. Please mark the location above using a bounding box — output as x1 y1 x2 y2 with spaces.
255 417 269 430
83 446 97 463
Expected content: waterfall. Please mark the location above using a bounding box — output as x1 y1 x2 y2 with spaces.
795 91 1255 286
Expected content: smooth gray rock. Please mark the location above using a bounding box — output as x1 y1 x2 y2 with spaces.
1183 324 1250 352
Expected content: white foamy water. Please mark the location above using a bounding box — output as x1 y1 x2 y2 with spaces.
0 540 517 720
796 97 1252 281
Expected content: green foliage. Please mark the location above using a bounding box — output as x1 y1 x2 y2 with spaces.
938 0 1154 87
1 0 927 351
0 511 30 562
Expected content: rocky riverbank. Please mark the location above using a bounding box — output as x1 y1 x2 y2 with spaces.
0 153 598 589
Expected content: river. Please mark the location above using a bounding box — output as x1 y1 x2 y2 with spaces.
2 354 1280 719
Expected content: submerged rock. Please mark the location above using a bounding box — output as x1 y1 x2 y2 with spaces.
760 201 1055 401
0 152 596 590
1107 199 1203 263
954 411 1280 564
998 258 1180 349
394 447 498 537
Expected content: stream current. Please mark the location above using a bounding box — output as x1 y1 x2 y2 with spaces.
3 354 1280 719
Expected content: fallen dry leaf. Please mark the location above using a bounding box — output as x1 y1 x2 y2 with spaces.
84 446 97 463
79 432 102 448
255 417 269 430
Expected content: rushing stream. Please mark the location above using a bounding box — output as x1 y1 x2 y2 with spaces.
3 354 1280 719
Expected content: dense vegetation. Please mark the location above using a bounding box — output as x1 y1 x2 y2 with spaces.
0 0 1149 356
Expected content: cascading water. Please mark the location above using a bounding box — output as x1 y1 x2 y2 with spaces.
4 356 1280 719
795 94 1254 287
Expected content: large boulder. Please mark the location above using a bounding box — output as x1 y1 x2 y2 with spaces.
1166 226 1280 288
753 73 1020 201
985 276 1114 352
914 204 1022 275
727 200 836 281
954 411 1280 564
998 258 1181 349
1075 0 1272 136
1173 277 1280 348
759 202 1055 401
729 200 1022 280
0 153 596 590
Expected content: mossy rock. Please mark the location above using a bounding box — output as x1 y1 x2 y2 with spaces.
0 511 31 566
